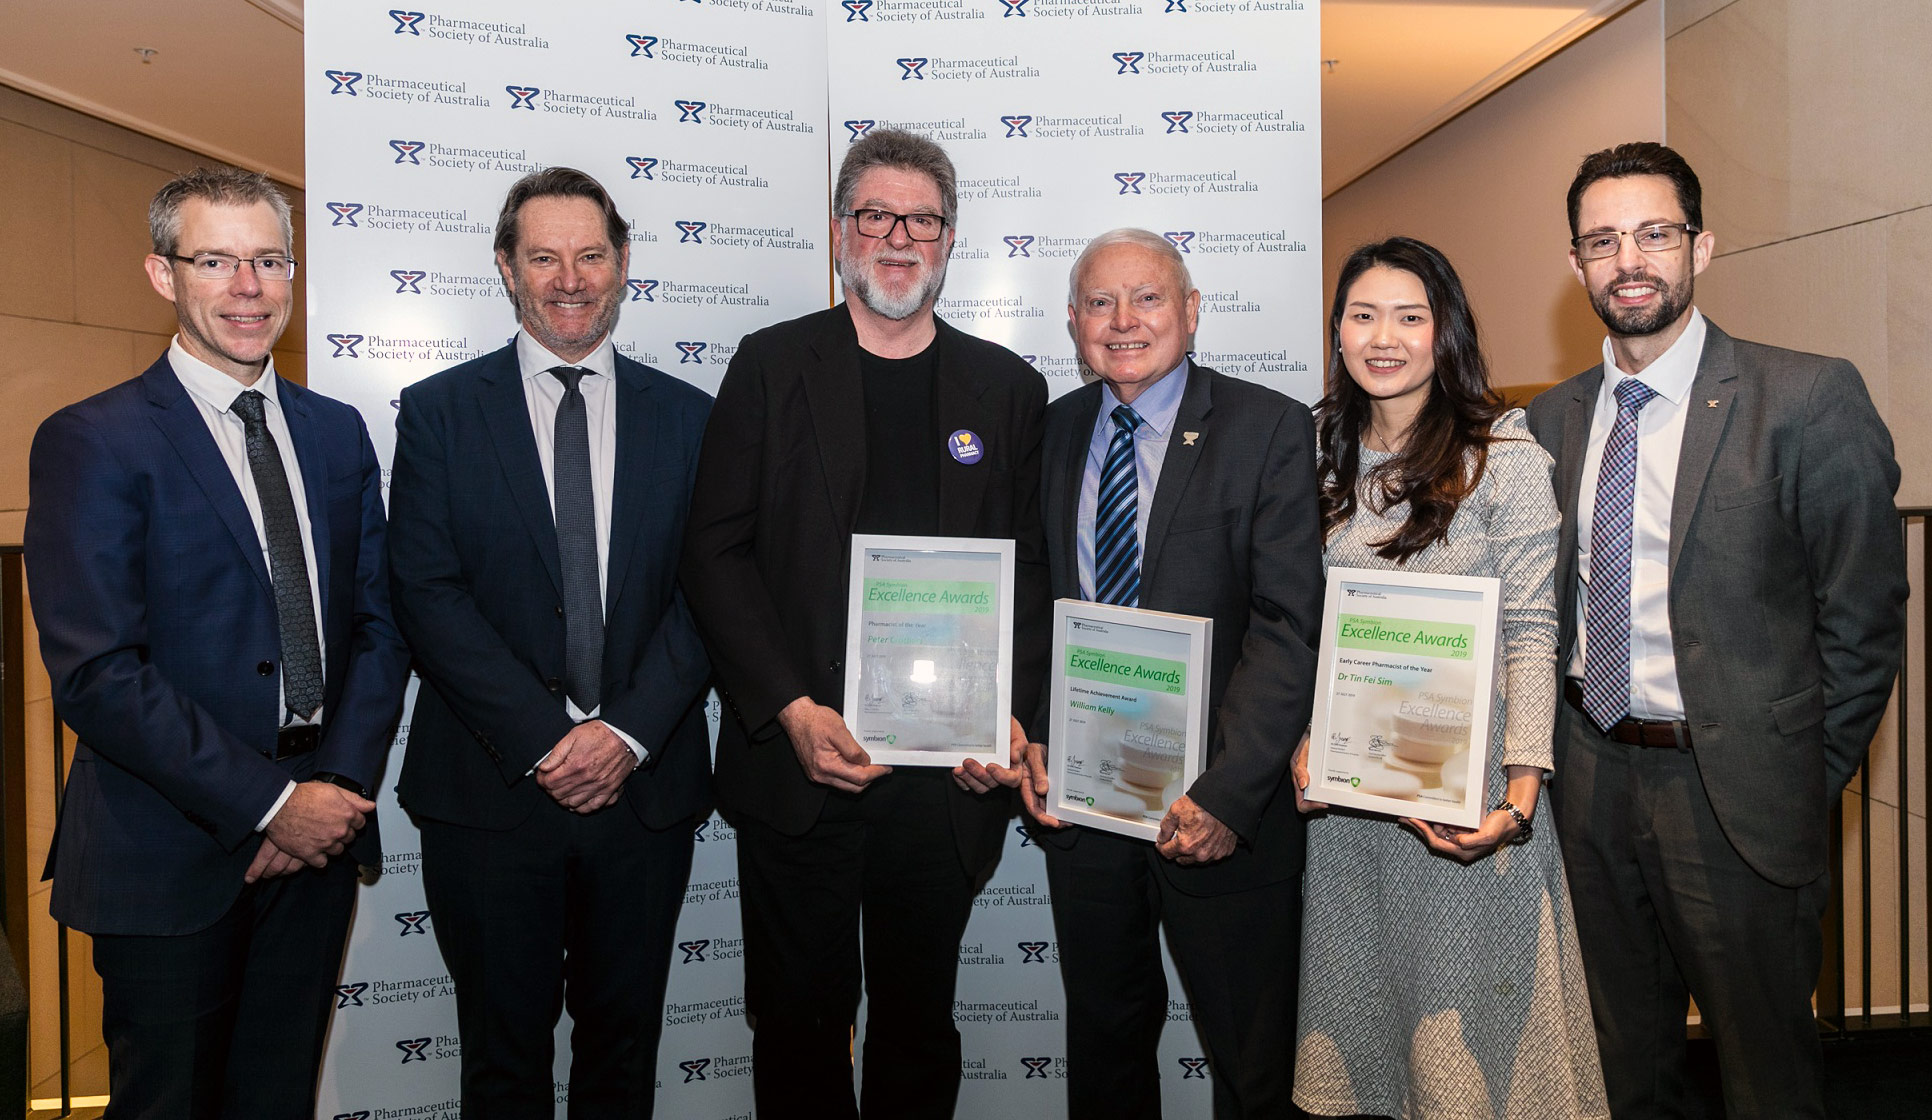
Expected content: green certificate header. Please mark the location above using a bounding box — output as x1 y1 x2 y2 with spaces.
1065 645 1187 695
1335 613 1474 660
863 578 995 614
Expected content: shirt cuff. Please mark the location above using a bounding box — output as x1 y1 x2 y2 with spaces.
255 780 298 832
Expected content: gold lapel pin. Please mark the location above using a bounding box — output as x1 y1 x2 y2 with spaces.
1182 431 1199 446
1706 400 1719 408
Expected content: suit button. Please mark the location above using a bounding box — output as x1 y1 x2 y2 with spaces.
257 661 274 676
828 659 842 673
555 605 565 618
547 677 563 692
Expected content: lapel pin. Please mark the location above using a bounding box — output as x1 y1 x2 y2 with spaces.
1706 400 1719 408
947 429 984 465
1182 431 1199 446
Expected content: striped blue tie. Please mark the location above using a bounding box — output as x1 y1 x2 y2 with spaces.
1093 405 1144 606
1581 377 1659 731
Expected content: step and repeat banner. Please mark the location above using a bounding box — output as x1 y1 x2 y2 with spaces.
305 3 1316 1117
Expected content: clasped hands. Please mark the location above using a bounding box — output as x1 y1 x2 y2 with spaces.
1290 731 1523 862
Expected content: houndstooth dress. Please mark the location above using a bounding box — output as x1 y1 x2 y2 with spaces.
1294 410 1608 1120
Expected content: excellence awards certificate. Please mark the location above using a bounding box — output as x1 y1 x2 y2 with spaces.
842 534 1015 768
1309 567 1502 829
1048 600 1211 842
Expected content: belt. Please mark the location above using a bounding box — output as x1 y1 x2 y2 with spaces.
1564 680 1693 749
272 724 321 761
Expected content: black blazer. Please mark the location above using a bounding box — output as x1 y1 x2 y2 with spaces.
1038 362 1324 895
681 305 1050 876
26 357 410 935
1527 321 1906 886
388 344 714 833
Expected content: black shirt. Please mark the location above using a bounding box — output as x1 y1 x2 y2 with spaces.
854 338 942 536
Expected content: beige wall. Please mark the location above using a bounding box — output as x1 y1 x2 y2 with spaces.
1323 1 1665 394
0 85 307 550
1667 0 1932 1018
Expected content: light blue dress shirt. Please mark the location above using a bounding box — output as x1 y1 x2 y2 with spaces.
1076 359 1191 600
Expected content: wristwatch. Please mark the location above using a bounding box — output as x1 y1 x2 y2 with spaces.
312 771 374 800
1495 799 1532 845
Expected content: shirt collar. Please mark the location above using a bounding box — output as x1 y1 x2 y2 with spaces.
169 336 281 415
1099 357 1190 438
516 329 617 384
1602 308 1705 406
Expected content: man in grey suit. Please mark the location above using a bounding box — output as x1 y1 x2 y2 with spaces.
1526 142 1906 1118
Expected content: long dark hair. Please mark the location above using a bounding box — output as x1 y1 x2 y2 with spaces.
1316 237 1504 563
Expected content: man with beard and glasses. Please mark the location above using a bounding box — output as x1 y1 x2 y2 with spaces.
682 128 1049 1118
388 167 714 1117
1526 142 1905 1118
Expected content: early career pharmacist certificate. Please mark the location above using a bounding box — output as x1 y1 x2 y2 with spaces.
1051 601 1208 842
1311 569 1500 829
843 535 1014 768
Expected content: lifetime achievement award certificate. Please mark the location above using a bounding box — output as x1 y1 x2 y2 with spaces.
842 534 1015 768
1309 567 1502 829
1049 600 1211 842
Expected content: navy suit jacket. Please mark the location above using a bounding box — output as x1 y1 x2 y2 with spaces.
1037 363 1324 894
388 343 713 833
26 355 410 937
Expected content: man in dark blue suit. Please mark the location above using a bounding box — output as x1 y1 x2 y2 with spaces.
26 167 410 1118
387 167 713 1117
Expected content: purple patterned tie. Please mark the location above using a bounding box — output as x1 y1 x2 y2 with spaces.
1581 377 1659 731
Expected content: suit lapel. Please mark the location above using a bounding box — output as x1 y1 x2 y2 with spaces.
801 307 867 533
1554 367 1601 593
1670 324 1739 573
606 358 653 612
279 381 333 600
934 323 995 537
1141 364 1211 583
1048 384 1101 597
479 355 564 598
143 361 271 592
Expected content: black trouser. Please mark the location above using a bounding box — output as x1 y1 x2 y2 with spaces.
1553 705 1828 1119
734 769 979 1120
92 856 357 1120
1043 827 1303 1119
418 801 695 1119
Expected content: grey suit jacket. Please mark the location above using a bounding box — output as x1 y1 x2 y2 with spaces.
1525 320 1905 886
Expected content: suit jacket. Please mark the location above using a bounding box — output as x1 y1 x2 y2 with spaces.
25 356 410 937
1037 362 1323 894
388 343 714 833
680 305 1050 875
1526 320 1906 886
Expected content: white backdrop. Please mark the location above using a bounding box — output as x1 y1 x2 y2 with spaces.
305 2 1317 1116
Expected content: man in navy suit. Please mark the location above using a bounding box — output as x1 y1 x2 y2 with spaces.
387 167 713 1117
26 166 410 1118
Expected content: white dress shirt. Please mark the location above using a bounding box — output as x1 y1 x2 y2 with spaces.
169 339 323 828
1075 359 1190 600
515 331 648 765
1568 308 1707 720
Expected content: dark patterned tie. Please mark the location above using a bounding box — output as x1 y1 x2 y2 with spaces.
549 367 603 711
1581 377 1659 731
231 390 324 721
1092 405 1145 606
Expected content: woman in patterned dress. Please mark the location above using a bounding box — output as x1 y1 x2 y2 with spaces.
1289 237 1607 1119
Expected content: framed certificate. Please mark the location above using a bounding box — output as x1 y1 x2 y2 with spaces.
1308 566 1503 829
842 534 1015 768
1048 599 1211 842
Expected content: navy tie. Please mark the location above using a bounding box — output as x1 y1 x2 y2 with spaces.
1093 405 1145 607
1581 377 1659 731
231 390 324 722
549 367 603 712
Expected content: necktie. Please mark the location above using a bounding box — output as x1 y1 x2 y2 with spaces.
549 366 603 712
1581 377 1659 731
231 390 324 722
1092 405 1145 607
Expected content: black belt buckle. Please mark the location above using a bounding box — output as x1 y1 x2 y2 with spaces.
274 724 321 761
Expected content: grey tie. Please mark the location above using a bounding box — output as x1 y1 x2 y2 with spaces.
231 390 324 722
549 367 603 711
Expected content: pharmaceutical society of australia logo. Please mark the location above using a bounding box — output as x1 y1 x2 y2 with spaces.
677 935 747 964
1001 0 1150 16
674 222 818 251
666 995 746 1028
384 11 551 48
1110 48 1258 74
630 158 772 189
1000 113 1142 139
675 1052 753 1081
893 54 1038 80
327 333 486 363
841 0 989 21
324 69 490 108
383 139 543 174
500 83 654 121
628 33 773 70
673 100 815 133
1158 107 1308 134
958 174 1040 201
997 235 1085 260
325 203 489 236
873 116 986 142
393 269 502 299
334 974 455 1009
632 280 771 308
1114 167 1261 196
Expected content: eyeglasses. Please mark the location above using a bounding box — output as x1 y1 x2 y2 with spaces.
168 253 300 281
1570 223 1699 262
841 209 948 242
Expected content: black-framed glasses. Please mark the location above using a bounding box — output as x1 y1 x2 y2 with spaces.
841 208 948 242
168 253 300 281
1570 223 1699 261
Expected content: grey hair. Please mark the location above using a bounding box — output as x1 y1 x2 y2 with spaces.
833 128 958 226
148 166 294 256
1067 228 1195 305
